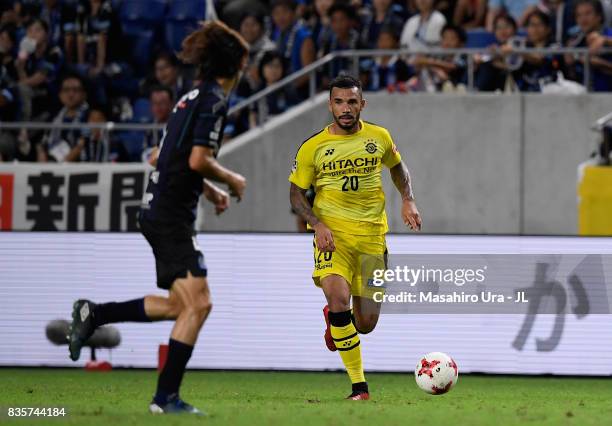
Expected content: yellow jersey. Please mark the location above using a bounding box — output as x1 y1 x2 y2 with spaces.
289 120 402 235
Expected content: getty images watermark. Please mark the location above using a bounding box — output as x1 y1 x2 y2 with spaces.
359 254 611 314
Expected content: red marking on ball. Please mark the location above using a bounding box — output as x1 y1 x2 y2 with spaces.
418 359 440 378
431 380 453 395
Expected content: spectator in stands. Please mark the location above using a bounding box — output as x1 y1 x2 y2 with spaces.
365 23 413 91
0 23 17 121
15 18 62 122
566 0 612 91
474 14 517 91
43 73 90 162
141 51 188 100
74 0 111 78
249 50 297 127
239 12 276 89
437 0 459 22
142 85 173 164
540 0 575 44
88 107 128 162
309 0 334 53
511 10 560 91
400 0 447 50
453 0 487 28
39 0 77 50
319 3 362 85
270 0 315 93
486 0 539 31
360 0 405 49
408 23 467 91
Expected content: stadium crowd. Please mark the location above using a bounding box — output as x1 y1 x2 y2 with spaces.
0 0 611 163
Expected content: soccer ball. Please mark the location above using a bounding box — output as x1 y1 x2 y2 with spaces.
414 352 458 395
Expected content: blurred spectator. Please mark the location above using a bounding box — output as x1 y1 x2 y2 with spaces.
512 10 560 91
539 0 575 44
366 23 413 91
0 23 17 121
154 51 187 98
142 85 173 163
604 0 612 27
239 12 276 90
408 23 467 91
319 3 363 84
43 73 89 162
453 0 487 28
0 23 17 157
400 0 447 50
566 0 612 91
437 0 459 22
309 0 333 52
360 0 405 49
88 107 128 162
486 0 539 31
474 14 517 91
74 0 111 78
15 17 62 122
249 50 298 127
270 0 315 92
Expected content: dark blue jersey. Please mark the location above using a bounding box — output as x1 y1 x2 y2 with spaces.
140 80 228 225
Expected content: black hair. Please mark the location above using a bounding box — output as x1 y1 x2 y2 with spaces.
329 74 362 98
493 14 518 31
179 20 249 80
26 17 49 34
378 22 403 41
258 50 285 83
271 0 297 12
60 72 87 90
574 0 605 21
0 23 17 45
328 3 358 21
149 85 174 101
154 51 179 68
525 9 552 28
240 11 265 28
441 24 467 44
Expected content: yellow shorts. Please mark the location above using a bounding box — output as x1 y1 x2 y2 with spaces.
312 231 387 298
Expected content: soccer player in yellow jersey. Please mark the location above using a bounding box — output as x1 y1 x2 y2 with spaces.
289 75 422 400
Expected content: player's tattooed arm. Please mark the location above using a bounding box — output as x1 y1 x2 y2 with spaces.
289 183 320 227
390 161 422 231
390 160 415 201
290 183 336 251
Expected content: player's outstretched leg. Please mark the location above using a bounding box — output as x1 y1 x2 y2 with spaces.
149 273 211 415
68 297 156 361
321 275 369 400
68 299 98 361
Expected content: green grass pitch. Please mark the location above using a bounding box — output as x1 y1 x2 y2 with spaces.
0 369 610 425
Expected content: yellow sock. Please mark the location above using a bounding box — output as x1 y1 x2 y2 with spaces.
330 310 366 384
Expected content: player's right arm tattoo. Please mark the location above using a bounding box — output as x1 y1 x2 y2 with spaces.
290 183 320 227
390 160 415 201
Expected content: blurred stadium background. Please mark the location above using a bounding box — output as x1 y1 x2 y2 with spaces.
1 0 612 424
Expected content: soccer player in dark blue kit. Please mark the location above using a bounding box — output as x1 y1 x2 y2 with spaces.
67 21 249 415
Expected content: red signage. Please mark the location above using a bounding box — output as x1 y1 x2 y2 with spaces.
0 174 14 230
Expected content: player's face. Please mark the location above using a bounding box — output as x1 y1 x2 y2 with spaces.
329 87 365 131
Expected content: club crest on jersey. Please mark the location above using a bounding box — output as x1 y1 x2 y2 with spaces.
365 140 378 154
